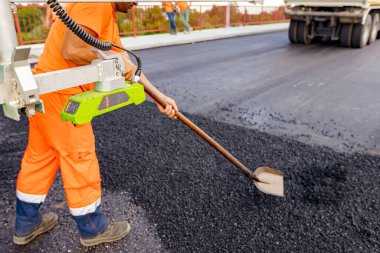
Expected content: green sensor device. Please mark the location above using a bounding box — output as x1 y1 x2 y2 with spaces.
61 82 145 125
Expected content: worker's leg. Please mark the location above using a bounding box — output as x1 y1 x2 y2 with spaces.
167 12 176 32
51 93 131 245
35 92 107 239
180 10 191 30
184 9 192 30
59 130 108 239
179 11 186 28
18 92 128 245
15 118 59 236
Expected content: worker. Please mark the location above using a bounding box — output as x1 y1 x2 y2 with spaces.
175 2 193 33
13 2 178 247
162 2 177 35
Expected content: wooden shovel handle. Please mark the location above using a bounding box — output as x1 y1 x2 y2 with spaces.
141 82 257 181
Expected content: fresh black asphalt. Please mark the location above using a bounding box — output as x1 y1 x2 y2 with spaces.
140 31 380 155
1 32 380 252
1 103 380 252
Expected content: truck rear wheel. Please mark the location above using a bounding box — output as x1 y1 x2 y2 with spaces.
340 24 353 47
297 22 312 45
369 13 379 44
352 14 372 48
289 20 298 43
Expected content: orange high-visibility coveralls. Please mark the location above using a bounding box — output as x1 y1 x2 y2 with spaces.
16 3 124 218
175 2 190 12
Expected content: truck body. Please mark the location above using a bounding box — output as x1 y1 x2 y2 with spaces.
285 0 380 47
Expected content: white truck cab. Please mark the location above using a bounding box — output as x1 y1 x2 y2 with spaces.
285 0 380 47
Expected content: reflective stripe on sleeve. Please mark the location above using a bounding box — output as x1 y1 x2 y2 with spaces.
16 190 47 204
69 198 101 216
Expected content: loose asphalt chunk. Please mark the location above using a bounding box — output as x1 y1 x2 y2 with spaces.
0 102 379 252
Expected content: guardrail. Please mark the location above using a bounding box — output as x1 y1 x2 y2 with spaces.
13 4 287 45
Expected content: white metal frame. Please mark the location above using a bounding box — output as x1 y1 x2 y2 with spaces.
0 0 130 120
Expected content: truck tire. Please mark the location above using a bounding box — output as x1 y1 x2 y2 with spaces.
369 13 379 44
340 24 353 47
352 14 372 48
297 22 312 45
289 20 298 43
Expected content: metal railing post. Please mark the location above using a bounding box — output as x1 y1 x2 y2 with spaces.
223 6 226 27
132 6 136 37
225 4 230 28
199 5 202 30
244 7 248 25
13 8 24 45
274 7 278 22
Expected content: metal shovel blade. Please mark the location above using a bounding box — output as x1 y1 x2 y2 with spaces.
253 166 284 197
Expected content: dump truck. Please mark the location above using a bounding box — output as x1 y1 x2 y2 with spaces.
285 0 380 48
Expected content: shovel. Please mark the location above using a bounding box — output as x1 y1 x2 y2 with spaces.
140 80 284 197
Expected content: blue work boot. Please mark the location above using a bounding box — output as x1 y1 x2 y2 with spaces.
79 220 131 247
70 205 130 246
13 212 58 245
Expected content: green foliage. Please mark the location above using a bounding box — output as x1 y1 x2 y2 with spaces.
116 12 132 34
17 7 44 33
16 5 286 42
21 24 48 42
189 10 200 27
230 6 243 24
142 6 166 30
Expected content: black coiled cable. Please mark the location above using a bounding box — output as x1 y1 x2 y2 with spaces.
46 0 142 78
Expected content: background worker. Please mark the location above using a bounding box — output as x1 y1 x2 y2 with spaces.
14 2 178 247
175 2 192 33
162 2 177 35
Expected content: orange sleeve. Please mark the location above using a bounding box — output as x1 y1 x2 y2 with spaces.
112 32 125 54
69 3 112 37
175 2 188 12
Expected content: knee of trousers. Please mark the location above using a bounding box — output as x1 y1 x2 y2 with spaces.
60 150 102 215
17 147 59 196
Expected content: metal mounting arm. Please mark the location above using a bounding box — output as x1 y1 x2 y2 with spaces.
0 0 128 121
1 46 127 121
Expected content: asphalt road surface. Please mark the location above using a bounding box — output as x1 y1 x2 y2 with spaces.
140 31 380 155
1 32 380 252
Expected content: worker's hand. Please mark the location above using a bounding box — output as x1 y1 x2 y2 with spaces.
119 53 137 81
157 96 178 119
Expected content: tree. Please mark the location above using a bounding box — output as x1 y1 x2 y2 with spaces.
142 6 166 31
